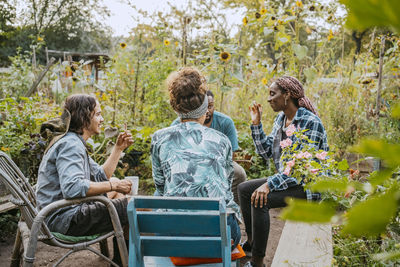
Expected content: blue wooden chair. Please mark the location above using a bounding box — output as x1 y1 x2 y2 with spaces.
127 196 240 267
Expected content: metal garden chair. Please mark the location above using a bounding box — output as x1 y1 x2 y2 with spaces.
0 151 128 267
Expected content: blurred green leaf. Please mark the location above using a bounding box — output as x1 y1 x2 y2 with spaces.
373 250 400 261
337 159 349 171
343 187 399 236
392 103 400 119
281 198 336 223
368 168 395 186
352 139 400 168
340 0 400 32
310 178 348 192
292 44 308 60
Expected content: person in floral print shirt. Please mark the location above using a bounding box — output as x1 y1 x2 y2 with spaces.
150 67 241 249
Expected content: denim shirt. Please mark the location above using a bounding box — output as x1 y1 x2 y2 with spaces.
36 132 108 234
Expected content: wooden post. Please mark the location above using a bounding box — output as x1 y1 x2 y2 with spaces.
182 16 189 66
45 47 49 64
375 36 385 127
131 33 142 119
32 47 37 69
25 57 56 97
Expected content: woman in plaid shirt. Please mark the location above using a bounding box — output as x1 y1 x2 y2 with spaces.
238 76 328 267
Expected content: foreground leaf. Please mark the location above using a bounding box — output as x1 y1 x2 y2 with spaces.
342 187 399 237
340 0 400 33
281 198 336 223
310 178 348 193
352 139 400 168
392 103 400 119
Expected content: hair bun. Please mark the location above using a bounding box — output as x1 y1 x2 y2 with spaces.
167 67 207 113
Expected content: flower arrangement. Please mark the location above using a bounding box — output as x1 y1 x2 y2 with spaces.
279 124 348 186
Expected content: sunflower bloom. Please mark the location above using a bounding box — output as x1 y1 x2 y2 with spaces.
174 41 179 46
219 51 231 62
255 12 261 19
164 40 170 46
243 17 248 25
296 1 303 7
327 30 334 41
262 78 268 85
260 8 267 15
37 36 43 42
120 42 127 49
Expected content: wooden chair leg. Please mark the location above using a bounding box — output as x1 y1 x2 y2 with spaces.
10 228 22 267
100 239 110 257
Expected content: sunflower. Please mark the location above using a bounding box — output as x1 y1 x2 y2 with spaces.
255 12 261 19
243 17 248 26
309 5 315 11
327 30 334 41
260 8 267 15
37 36 43 42
120 42 127 49
164 40 170 46
174 41 179 47
296 0 303 8
261 78 268 85
219 51 231 62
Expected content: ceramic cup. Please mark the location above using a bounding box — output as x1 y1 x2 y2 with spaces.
125 176 139 195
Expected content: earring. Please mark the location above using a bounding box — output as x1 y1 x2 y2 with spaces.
285 98 287 106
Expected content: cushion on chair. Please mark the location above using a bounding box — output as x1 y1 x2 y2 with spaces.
51 232 103 243
169 244 245 266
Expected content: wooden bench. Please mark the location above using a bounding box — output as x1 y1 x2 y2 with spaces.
271 221 332 267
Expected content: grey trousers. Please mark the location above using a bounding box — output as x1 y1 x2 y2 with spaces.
232 161 247 205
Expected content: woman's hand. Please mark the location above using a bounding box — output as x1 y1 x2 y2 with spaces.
251 182 270 208
115 131 134 151
250 102 262 125
111 179 132 194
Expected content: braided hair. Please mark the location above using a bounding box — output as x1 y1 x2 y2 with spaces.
274 76 319 116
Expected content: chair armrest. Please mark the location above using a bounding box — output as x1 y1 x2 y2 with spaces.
24 196 128 266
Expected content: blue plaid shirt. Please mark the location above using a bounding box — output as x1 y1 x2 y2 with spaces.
251 107 329 201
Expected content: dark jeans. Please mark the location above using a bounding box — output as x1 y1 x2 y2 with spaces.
238 178 306 258
66 198 128 236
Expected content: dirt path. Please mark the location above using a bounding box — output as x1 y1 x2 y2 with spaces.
0 209 284 267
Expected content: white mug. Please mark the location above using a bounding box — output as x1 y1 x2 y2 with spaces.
125 176 139 195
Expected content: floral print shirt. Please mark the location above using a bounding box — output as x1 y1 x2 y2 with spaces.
151 121 240 216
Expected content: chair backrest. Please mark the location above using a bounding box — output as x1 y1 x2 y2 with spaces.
0 151 38 228
127 196 231 267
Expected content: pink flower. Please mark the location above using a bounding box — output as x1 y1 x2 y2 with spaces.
286 124 296 137
283 166 291 176
294 152 303 159
280 138 292 149
310 169 319 174
316 151 328 160
303 152 312 158
287 159 295 168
